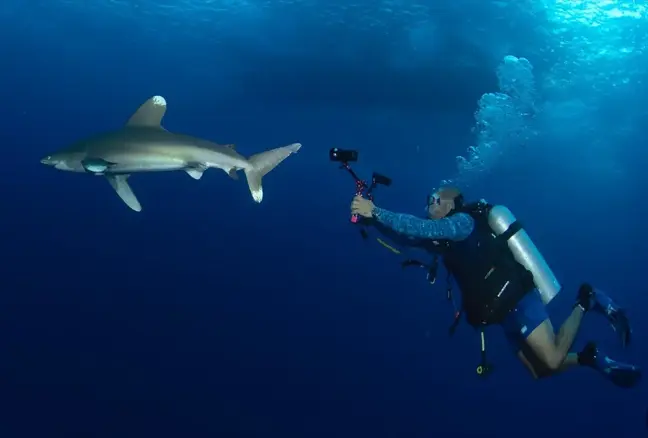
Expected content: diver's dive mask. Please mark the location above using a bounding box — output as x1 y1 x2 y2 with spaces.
427 193 441 207
425 193 440 215
425 191 465 215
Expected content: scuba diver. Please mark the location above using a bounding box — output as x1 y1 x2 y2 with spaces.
350 187 641 387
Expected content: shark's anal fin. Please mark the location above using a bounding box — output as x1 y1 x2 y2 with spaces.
127 96 167 129
106 174 142 212
185 163 208 180
227 169 239 180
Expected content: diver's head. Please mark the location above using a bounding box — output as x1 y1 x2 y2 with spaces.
426 186 463 219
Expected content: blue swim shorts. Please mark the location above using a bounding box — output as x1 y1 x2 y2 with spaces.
500 289 549 352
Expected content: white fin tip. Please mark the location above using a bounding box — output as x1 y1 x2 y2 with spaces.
252 188 263 203
151 96 167 107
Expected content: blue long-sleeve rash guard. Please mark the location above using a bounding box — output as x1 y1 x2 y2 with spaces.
372 206 475 242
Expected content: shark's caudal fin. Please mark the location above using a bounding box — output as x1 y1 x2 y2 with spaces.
106 174 142 212
244 143 301 203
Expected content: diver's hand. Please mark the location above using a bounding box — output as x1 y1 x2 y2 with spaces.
351 195 375 218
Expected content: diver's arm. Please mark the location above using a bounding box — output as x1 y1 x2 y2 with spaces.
372 208 474 241
373 221 428 248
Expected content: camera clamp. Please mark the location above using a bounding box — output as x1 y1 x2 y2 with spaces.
329 147 392 223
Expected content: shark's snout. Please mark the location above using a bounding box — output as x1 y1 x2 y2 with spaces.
41 155 77 171
40 155 56 165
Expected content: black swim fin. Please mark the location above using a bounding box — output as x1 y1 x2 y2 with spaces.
578 342 641 388
577 283 632 347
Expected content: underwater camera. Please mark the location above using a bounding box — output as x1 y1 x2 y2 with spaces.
329 147 391 223
329 147 358 163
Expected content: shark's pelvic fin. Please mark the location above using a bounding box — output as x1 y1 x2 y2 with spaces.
185 169 203 180
185 163 208 180
244 142 301 203
106 174 142 212
227 168 239 180
127 95 167 129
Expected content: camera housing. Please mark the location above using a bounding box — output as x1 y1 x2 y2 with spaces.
329 148 358 163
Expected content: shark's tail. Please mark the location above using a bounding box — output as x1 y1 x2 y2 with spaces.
244 142 302 203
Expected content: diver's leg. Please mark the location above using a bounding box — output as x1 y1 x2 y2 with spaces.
522 283 632 371
516 350 579 378
500 289 579 373
516 285 641 387
525 307 583 371
518 345 641 387
504 286 584 371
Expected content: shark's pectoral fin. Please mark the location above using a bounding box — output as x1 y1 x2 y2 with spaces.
106 174 142 212
127 96 167 129
185 163 208 180
82 157 117 174
227 168 239 180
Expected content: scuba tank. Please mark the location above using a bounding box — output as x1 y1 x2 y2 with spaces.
487 205 562 305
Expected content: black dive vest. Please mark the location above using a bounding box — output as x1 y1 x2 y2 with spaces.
433 201 535 327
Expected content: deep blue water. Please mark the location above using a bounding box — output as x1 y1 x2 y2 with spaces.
2 1 648 437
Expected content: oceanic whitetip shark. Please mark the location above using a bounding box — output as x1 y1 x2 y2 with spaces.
40 95 302 212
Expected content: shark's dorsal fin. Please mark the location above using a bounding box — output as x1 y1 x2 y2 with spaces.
127 96 167 129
